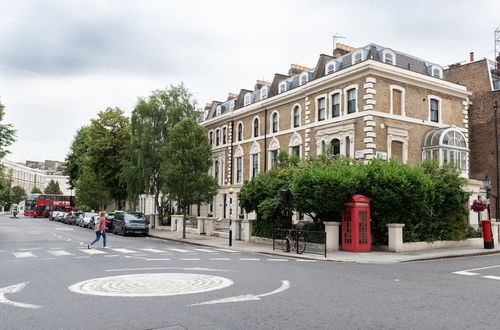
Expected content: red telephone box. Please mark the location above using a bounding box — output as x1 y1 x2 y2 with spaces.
341 194 371 252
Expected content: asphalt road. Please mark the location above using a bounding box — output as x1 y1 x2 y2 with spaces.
2 215 500 330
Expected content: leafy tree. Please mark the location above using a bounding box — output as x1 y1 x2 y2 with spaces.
11 186 27 205
63 126 91 189
161 117 217 238
0 97 16 160
86 107 130 209
44 179 63 195
123 84 198 220
75 163 110 210
31 187 42 194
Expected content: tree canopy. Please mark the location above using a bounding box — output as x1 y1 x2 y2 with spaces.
44 179 63 195
0 98 16 160
64 126 91 189
31 187 42 194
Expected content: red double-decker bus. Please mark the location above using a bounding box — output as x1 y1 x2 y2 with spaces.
24 194 75 218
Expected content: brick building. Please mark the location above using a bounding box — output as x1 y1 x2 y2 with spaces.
198 43 474 222
445 53 500 220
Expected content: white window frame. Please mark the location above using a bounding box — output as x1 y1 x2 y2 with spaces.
328 89 343 118
430 64 443 79
229 100 235 111
343 84 358 114
382 49 396 66
288 132 303 159
250 153 259 178
315 94 328 122
244 93 253 106
215 129 220 146
222 126 227 145
260 87 268 100
279 81 287 93
216 105 222 116
268 137 280 169
389 85 406 116
252 116 260 138
234 146 244 183
428 95 442 123
291 103 301 129
387 126 409 163
208 130 214 146
236 121 244 142
351 49 364 65
270 110 280 134
299 72 308 86
325 60 337 75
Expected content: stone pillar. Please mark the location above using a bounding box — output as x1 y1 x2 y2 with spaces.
387 223 405 252
171 215 184 233
324 222 341 251
204 218 215 236
491 222 500 248
232 219 242 240
170 216 177 232
242 219 254 242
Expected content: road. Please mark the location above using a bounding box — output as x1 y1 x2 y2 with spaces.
2 215 500 330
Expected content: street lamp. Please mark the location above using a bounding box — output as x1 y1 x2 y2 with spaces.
482 174 492 220
228 188 234 246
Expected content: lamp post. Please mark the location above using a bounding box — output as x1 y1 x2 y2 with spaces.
494 101 499 221
228 188 234 246
482 174 492 220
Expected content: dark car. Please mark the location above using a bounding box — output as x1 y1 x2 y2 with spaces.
105 213 115 232
66 211 82 225
112 211 149 236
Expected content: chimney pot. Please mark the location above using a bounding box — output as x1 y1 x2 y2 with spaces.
470 52 474 62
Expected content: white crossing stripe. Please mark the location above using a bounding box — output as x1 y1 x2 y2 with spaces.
111 248 137 254
210 258 231 261
267 259 288 262
296 259 318 262
81 249 107 255
215 248 239 253
239 258 260 261
168 248 191 253
193 248 217 253
179 258 201 261
104 255 119 257
48 250 73 256
483 275 500 281
13 251 36 258
141 248 165 253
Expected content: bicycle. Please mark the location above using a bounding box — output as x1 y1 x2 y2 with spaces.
281 230 306 254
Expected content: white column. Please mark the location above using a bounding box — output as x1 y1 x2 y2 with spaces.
204 218 215 236
324 222 341 251
491 222 500 248
387 223 405 252
232 219 242 240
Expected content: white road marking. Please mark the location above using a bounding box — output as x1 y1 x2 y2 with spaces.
13 252 36 258
74 256 89 259
68 273 233 297
190 280 290 306
168 248 191 253
56 227 74 231
453 271 480 276
0 282 41 309
106 267 229 272
267 259 288 262
80 249 107 255
483 275 500 280
141 248 165 253
453 264 500 276
239 258 260 261
145 258 171 261
215 248 239 253
180 258 201 261
111 248 137 254
193 248 217 253
210 258 231 261
48 250 73 256
296 259 318 262
18 248 42 251
104 255 119 258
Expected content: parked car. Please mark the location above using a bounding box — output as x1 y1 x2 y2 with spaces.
78 212 98 228
60 213 71 224
105 212 115 232
66 211 82 225
50 211 62 221
112 211 149 236
54 211 65 222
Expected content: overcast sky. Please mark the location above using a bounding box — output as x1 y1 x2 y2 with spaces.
0 0 499 162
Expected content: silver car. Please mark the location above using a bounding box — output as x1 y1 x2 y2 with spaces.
78 212 98 228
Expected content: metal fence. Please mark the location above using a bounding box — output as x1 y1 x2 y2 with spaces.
273 229 326 257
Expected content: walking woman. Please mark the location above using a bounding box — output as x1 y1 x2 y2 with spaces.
88 211 107 249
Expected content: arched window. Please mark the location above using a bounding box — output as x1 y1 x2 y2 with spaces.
253 118 260 137
325 61 337 75
299 72 308 86
244 93 252 106
279 81 287 93
352 49 364 65
382 49 396 65
331 139 340 155
260 87 268 100
423 127 468 174
237 123 243 142
293 106 300 128
214 160 219 182
272 112 279 133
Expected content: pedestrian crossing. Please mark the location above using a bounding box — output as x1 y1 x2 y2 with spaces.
2 246 318 262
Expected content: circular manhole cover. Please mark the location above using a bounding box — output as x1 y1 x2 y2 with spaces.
68 273 233 297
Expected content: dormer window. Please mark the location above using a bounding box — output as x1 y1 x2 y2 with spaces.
229 100 235 111
279 81 287 93
352 50 364 65
325 61 337 75
244 93 253 106
382 49 396 65
430 65 443 79
260 87 268 100
299 72 308 86
216 105 222 116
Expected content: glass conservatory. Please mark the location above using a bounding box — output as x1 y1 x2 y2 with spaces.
422 127 468 176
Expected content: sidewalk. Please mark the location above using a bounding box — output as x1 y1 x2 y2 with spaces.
148 229 500 264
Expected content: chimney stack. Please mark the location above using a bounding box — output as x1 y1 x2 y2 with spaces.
470 52 474 62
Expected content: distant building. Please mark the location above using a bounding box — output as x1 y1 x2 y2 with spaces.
445 51 500 219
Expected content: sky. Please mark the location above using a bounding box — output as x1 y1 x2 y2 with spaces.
0 0 499 162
